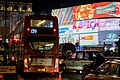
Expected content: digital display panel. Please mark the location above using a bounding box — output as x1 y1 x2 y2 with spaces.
72 34 79 44
98 30 120 44
93 2 117 18
59 25 73 35
98 18 120 31
73 4 94 20
30 27 53 35
52 2 120 21
52 2 120 46
72 2 120 21
59 35 70 44
51 7 73 26
73 19 99 33
80 33 98 46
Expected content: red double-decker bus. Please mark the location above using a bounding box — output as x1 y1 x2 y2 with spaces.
8 15 59 77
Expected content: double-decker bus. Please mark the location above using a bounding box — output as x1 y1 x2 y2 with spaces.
8 15 59 77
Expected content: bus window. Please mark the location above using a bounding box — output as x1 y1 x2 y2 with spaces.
0 45 4 51
30 19 53 28
29 42 54 51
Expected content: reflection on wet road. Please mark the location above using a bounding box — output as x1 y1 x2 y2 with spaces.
19 71 82 80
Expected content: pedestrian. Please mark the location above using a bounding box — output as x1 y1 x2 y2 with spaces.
62 39 76 59
75 39 80 51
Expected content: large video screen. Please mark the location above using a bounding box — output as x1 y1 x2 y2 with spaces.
52 2 120 46
98 30 120 45
80 33 98 46
73 19 99 34
72 2 120 21
98 18 120 31
51 7 73 26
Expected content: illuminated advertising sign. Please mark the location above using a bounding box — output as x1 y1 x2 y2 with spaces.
73 4 94 20
51 7 73 26
99 18 120 31
51 2 120 45
116 2 120 17
72 2 120 20
73 19 99 33
98 30 119 44
59 25 73 35
80 33 98 46
59 35 70 44
93 2 116 18
72 34 79 44
52 2 120 21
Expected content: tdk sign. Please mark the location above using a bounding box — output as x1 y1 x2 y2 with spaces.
31 29 37 34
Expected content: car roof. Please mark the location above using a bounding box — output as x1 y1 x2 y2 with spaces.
107 59 120 64
111 59 120 63
76 50 99 52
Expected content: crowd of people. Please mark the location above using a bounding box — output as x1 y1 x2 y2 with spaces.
62 39 81 53
61 39 84 60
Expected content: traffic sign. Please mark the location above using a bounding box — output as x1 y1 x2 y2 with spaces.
0 66 16 73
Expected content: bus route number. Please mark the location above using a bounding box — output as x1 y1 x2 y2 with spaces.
31 29 37 34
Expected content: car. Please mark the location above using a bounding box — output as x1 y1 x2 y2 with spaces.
82 53 106 79
82 51 120 80
62 50 99 74
84 59 120 80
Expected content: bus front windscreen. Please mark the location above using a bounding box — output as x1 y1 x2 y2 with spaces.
28 36 56 52
29 42 54 51
30 19 53 28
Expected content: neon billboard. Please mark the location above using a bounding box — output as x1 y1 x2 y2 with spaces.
73 2 120 21
99 18 120 31
51 2 120 45
73 19 99 33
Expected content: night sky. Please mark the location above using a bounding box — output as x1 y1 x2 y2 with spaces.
2 0 118 14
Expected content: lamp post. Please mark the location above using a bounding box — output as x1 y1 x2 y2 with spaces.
2 0 7 65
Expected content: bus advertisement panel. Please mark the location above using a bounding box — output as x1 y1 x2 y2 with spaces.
8 15 59 76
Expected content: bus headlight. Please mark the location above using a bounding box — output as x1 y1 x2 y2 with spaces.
59 60 63 64
24 58 28 68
